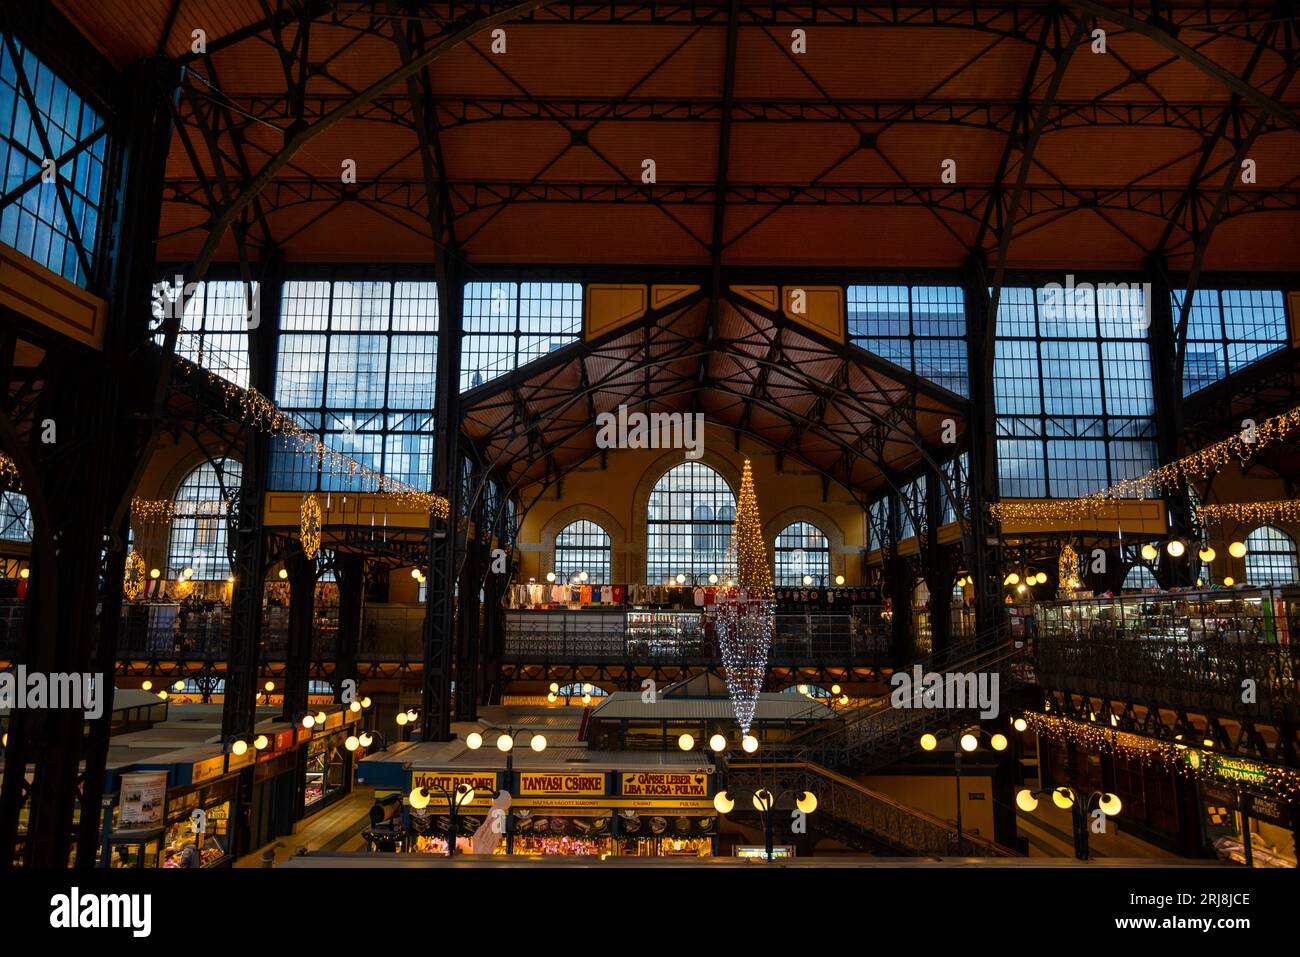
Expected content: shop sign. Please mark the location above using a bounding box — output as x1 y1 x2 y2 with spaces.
323 710 344 731
1208 756 1269 786
191 748 251 784
518 772 606 796
621 771 709 797
411 770 497 795
274 729 295 752
1244 793 1290 828
117 772 168 828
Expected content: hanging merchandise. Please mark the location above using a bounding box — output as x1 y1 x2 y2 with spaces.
300 493 322 559
713 459 775 735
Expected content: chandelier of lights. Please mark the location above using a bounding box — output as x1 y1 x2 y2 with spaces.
300 493 322 560
713 459 774 735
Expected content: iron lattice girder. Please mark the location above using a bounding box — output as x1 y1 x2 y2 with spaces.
163 176 1300 222
180 94 1299 138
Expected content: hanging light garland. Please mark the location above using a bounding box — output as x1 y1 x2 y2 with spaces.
131 498 230 524
300 493 322 560
1195 500 1300 526
1021 711 1300 801
989 401 1300 524
1057 543 1080 592
714 459 775 735
0 451 19 487
123 550 147 600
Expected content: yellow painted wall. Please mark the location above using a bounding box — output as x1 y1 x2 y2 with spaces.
515 423 868 584
861 771 996 840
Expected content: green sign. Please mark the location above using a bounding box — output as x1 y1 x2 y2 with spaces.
1207 756 1269 786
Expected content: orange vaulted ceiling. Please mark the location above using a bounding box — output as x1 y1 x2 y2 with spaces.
53 1 1300 270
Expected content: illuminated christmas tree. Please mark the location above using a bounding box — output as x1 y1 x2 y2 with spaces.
731 458 774 597
716 458 775 736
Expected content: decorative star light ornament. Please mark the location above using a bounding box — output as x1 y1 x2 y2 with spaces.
713 459 775 735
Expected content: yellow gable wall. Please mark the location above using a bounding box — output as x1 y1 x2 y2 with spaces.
515 423 868 584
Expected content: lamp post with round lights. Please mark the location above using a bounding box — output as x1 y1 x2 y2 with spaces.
222 733 270 772
919 726 1009 855
345 729 388 754
1015 785 1121 860
406 782 501 858
712 787 818 861
394 707 421 741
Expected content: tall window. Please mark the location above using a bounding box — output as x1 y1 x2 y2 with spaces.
0 491 30 541
867 498 889 553
1174 289 1288 395
1122 563 1157 591
461 282 582 391
553 520 611 583
1244 526 1299 585
897 475 927 540
847 284 968 396
168 459 240 580
774 522 829 585
646 462 735 583
0 35 108 287
993 285 1157 498
152 280 255 387
270 280 437 491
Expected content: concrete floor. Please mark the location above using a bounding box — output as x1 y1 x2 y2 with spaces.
235 786 375 867
1017 805 1177 859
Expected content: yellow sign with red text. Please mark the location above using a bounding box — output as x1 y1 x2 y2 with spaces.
621 771 709 797
518 772 606 796
411 771 497 795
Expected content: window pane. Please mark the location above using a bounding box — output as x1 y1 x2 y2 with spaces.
774 521 830 586
646 462 735 582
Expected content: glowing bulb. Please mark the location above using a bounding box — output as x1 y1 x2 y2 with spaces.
796 792 818 814
581 694 591 704
578 571 589 582
675 574 686 584
345 736 360 751
583 684 594 694
989 733 1008 751
349 701 361 713
677 733 695 751
839 694 849 704
395 713 408 727
158 691 168 700
960 733 979 752
713 791 735 814
546 572 555 583
1016 789 1039 812
149 568 160 579
496 733 514 752
408 787 430 810
530 734 547 752
830 685 841 695
1006 573 1020 585
141 680 153 692
835 574 845 585
1166 540 1185 558
708 574 718 584
1140 544 1157 561
359 733 373 748
361 697 371 708
920 733 937 751
1052 787 1075 810
751 789 774 812
802 575 812 586
1016 584 1027 594
1098 793 1122 816
709 734 727 752
465 731 483 750
278 568 288 579
182 567 193 579
546 692 557 703
742 734 758 753
264 681 275 692
1035 572 1048 584
411 567 421 579
315 711 327 725
1224 576 1235 586
1013 717 1027 732
1198 546 1216 563
1228 541 1247 558
303 714 316 729
253 734 269 750
231 739 248 756
549 682 559 693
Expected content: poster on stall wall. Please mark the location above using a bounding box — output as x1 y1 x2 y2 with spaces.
117 772 168 828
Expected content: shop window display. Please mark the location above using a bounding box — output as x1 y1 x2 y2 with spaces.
304 732 349 809
160 782 234 868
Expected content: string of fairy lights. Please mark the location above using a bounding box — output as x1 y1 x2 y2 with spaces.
1020 711 1300 801
988 401 1300 525
1195 500 1300 526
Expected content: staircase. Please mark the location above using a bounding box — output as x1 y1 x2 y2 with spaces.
778 628 1024 774
726 760 1015 857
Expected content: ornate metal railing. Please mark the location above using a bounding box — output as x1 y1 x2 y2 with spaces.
1031 634 1300 718
726 761 1015 857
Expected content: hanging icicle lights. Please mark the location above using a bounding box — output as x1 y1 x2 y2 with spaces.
714 459 775 736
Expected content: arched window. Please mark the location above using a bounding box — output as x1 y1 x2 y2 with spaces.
1245 526 1300 585
168 459 240 580
554 520 612 583
1122 563 1157 591
774 521 830 585
646 462 735 583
